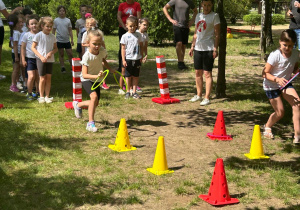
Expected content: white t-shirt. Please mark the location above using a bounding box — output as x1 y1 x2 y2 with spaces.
75 18 86 43
120 32 142 60
136 30 149 45
80 48 107 82
54 17 72 43
33 31 57 62
22 23 28 33
22 32 36 58
263 49 299 91
0 0 6 27
11 30 21 53
194 12 220 51
18 31 26 48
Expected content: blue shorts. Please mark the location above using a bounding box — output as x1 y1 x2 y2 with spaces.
265 83 294 99
26 58 37 71
57 42 72 49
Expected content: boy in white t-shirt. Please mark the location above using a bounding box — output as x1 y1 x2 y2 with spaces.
53 5 74 73
75 4 87 59
120 16 146 99
189 0 220 106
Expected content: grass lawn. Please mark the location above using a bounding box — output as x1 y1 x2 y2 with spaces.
0 25 299 210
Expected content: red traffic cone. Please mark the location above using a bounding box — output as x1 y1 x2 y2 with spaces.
207 111 232 140
199 158 239 206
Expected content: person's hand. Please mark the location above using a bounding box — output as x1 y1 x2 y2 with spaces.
97 71 103 78
213 50 218 59
142 55 147 63
170 19 178 26
294 1 299 7
40 56 47 63
45 52 52 60
276 77 288 87
22 60 27 67
123 60 127 67
189 48 194 57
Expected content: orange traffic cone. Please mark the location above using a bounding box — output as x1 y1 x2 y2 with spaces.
199 158 239 206
207 111 232 140
108 118 136 152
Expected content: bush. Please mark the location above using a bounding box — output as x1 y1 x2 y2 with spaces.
272 14 286 25
243 14 261 25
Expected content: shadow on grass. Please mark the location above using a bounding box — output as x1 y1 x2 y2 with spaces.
0 118 140 208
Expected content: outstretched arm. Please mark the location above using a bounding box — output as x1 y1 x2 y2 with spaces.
163 4 178 26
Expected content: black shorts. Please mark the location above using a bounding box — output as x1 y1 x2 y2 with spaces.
0 26 4 45
36 59 53 76
173 26 189 44
76 43 82 53
265 83 294 99
26 58 37 71
125 59 141 77
11 53 20 64
57 42 72 49
194 50 214 71
82 80 101 100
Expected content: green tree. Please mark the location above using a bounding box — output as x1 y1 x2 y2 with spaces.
224 0 252 24
23 0 50 16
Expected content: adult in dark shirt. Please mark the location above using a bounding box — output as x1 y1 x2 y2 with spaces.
163 0 197 70
287 0 300 49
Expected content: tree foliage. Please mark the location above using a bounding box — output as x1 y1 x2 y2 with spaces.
224 0 252 24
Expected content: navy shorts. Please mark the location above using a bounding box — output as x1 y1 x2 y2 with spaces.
125 59 141 77
76 43 82 53
194 50 214 71
82 80 101 100
57 42 72 49
265 83 294 99
11 53 20 64
0 26 4 45
173 26 189 45
26 58 37 70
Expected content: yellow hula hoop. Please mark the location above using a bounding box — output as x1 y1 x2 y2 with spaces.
91 70 109 90
113 71 128 92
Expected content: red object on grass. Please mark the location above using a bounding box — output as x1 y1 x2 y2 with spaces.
0 104 3 109
199 158 239 206
207 110 233 140
228 27 259 35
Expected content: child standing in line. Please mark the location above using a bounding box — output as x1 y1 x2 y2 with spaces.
21 14 39 101
120 16 145 99
53 5 74 73
31 17 58 104
81 18 109 90
17 14 26 92
262 29 300 144
135 17 150 93
75 4 87 59
8 13 23 92
72 29 115 132
189 0 220 106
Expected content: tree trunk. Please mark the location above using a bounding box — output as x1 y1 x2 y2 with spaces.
215 0 227 98
266 0 273 46
260 0 267 60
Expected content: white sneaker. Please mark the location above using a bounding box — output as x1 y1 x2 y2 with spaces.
189 95 201 102
17 82 23 90
118 89 125 95
200 98 210 106
45 97 53 104
72 101 82 119
86 121 98 132
293 136 300 144
38 97 45 104
45 96 53 101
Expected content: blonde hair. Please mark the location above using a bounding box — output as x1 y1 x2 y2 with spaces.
85 17 97 27
38 16 53 31
86 29 104 42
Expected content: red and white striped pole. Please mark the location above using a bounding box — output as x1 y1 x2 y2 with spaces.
152 55 180 104
65 58 82 109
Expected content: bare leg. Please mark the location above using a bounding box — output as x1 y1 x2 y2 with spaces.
65 48 73 66
176 42 184 62
265 97 285 128
58 48 65 68
35 71 40 93
45 74 52 97
203 70 213 99
12 62 20 85
132 77 139 94
39 75 46 97
27 70 35 93
126 76 132 93
195 70 203 97
119 67 125 89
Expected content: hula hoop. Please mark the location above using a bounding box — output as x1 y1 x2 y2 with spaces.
113 71 128 92
91 70 109 90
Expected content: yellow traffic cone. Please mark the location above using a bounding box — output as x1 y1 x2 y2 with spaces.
108 118 136 152
244 125 269 159
147 136 174 175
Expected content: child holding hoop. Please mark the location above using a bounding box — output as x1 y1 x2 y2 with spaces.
262 29 300 144
73 29 115 132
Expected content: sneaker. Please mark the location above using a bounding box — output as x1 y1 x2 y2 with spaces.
61 67 66 73
86 121 98 132
125 92 131 99
293 136 300 144
178 62 188 70
130 89 133 96
20 86 27 93
136 86 142 92
72 101 82 119
45 97 53 104
0 74 6 80
189 95 201 102
38 97 45 103
200 98 210 106
101 83 109 90
118 89 125 95
132 93 141 99
10 85 19 92
26 93 34 101
32 92 39 99
17 82 23 90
